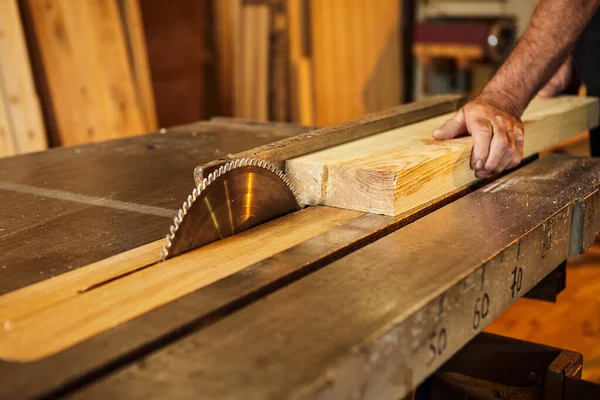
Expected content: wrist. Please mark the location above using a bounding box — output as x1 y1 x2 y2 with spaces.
477 87 527 118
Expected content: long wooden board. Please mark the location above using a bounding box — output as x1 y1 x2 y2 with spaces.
310 0 402 126
26 0 145 145
0 77 17 157
0 207 363 361
286 96 600 215
235 4 270 121
119 0 158 132
0 0 47 154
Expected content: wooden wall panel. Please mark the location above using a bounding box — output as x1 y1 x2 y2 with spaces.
0 0 46 154
25 0 145 146
310 0 403 126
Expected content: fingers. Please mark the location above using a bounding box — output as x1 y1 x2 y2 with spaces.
508 126 524 169
434 99 524 176
432 110 467 140
467 117 493 173
483 119 509 175
494 130 515 173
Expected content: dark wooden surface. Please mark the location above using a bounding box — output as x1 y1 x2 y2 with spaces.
0 121 306 294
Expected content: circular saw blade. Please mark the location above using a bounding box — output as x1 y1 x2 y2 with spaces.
161 158 302 260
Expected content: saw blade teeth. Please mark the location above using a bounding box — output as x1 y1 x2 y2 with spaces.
161 156 305 261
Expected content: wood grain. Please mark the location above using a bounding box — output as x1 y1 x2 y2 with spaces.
213 0 240 116
286 96 600 215
288 0 314 125
139 0 217 126
0 0 47 154
235 4 270 121
120 0 158 132
26 0 145 145
0 77 17 157
310 0 402 126
0 206 363 361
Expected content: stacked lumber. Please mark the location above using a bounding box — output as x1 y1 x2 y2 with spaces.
21 0 157 146
214 0 403 126
0 0 47 157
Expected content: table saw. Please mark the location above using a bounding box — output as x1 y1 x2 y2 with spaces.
1 94 600 399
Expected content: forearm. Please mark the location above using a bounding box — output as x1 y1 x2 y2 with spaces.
481 0 600 116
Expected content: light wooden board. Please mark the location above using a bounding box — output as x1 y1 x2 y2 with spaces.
310 0 402 126
0 0 47 154
0 206 363 362
0 77 17 157
286 96 600 215
26 0 145 146
120 0 158 132
234 4 270 121
288 0 314 125
213 0 240 116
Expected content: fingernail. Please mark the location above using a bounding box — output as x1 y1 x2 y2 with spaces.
432 129 440 137
474 160 483 170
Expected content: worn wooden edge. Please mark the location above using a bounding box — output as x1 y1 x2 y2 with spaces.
193 95 465 184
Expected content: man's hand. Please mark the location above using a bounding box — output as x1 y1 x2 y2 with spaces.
432 97 524 178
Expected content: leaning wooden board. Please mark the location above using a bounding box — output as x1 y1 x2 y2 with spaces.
287 96 600 215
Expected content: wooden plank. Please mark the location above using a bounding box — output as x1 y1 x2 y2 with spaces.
286 96 600 215
25 0 145 146
310 0 402 126
269 0 290 122
0 0 47 153
213 0 240 116
0 206 363 362
139 0 217 126
234 4 270 121
119 0 158 132
288 0 314 125
194 94 464 181
0 78 17 157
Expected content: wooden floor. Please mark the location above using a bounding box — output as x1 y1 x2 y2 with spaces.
486 238 600 383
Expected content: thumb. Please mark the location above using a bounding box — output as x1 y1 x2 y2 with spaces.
432 109 467 140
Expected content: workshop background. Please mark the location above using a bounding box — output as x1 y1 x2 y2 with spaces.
0 0 598 382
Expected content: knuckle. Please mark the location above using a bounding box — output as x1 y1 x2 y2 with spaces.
475 128 493 140
496 139 508 151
